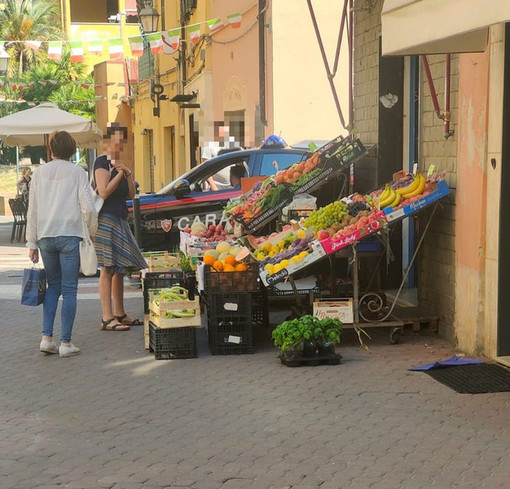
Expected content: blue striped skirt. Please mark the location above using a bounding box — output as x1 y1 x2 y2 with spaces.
95 213 148 274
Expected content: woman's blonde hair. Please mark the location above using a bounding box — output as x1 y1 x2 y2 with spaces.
49 131 77 160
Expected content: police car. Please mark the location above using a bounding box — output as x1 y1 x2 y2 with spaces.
128 137 313 251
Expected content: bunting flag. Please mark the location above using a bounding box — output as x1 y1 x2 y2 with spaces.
162 29 180 54
227 13 242 28
207 18 224 33
69 41 84 62
38 80 47 86
88 39 103 55
188 24 201 44
147 32 164 54
47 41 62 60
129 36 144 56
109 39 124 59
25 40 42 51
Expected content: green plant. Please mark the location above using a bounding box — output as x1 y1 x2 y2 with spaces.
271 315 342 353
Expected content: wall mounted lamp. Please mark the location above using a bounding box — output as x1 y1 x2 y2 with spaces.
141 128 149 136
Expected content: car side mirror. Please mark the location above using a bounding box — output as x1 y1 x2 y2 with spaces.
172 179 191 197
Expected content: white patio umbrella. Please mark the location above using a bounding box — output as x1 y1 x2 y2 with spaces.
0 102 102 148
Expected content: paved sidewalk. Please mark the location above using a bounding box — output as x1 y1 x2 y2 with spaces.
1 216 509 489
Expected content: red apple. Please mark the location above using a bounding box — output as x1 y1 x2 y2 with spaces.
317 229 330 240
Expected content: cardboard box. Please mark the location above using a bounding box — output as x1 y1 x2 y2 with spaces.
313 298 354 324
320 211 387 255
259 239 327 287
149 293 201 328
383 179 449 222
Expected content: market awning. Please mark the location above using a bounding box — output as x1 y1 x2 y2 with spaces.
381 0 510 56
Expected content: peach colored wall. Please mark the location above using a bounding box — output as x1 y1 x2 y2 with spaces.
208 1 260 148
454 50 490 354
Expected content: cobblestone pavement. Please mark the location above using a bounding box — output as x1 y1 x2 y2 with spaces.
1 217 509 489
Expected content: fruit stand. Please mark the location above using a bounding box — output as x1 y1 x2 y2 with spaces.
143 134 450 361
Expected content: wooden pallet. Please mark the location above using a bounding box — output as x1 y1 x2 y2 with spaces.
401 316 439 333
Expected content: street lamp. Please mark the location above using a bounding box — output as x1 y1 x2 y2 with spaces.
0 45 10 76
139 0 160 33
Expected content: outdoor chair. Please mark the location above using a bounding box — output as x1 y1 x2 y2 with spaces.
8 198 27 243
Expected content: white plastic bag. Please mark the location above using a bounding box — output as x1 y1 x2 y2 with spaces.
80 220 98 276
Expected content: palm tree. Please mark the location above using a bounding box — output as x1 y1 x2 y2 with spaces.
0 0 63 76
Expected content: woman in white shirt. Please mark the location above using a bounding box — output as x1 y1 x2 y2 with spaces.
26 131 97 358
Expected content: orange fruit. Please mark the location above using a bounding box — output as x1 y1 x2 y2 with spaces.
223 264 235 272
224 255 236 266
235 263 247 272
213 260 224 271
203 254 215 266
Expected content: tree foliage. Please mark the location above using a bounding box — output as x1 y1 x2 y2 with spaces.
0 0 63 76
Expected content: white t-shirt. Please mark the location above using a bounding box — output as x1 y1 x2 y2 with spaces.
26 159 98 249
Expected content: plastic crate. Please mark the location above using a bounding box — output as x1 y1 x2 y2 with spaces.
205 292 253 324
203 265 259 293
142 271 185 314
149 322 197 360
251 291 269 326
208 321 254 355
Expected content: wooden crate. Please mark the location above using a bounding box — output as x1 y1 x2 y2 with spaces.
144 314 150 350
147 252 181 272
149 293 201 328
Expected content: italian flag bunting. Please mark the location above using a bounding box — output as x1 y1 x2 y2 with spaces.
188 24 201 44
47 41 62 60
25 41 41 51
88 39 103 56
129 36 144 57
70 41 84 62
109 38 124 59
162 29 180 54
227 13 242 28
207 18 224 33
147 32 164 54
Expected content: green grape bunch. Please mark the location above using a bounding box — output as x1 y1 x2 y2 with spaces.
304 201 349 232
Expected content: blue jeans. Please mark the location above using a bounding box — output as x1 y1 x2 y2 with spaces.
37 236 81 343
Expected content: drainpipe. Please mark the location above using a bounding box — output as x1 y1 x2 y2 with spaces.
258 0 267 125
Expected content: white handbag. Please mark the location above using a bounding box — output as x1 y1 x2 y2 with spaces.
93 190 104 213
80 219 98 276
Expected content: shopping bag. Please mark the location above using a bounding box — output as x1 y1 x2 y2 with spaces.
80 219 98 276
93 190 104 213
21 267 46 306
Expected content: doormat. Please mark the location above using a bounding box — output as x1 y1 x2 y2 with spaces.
423 363 510 394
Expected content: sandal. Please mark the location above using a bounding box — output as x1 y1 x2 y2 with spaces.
115 314 143 326
101 317 130 331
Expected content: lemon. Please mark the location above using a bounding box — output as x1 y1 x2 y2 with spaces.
296 229 307 239
268 250 277 257
272 263 281 274
262 243 273 253
290 255 300 263
298 251 309 259
255 251 266 261
270 245 279 254
277 240 285 250
264 263 274 274
279 259 290 268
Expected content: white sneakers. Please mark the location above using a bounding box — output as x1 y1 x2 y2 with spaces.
40 339 80 357
58 343 80 357
39 339 59 354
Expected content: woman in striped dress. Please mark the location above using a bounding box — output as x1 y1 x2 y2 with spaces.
94 123 147 331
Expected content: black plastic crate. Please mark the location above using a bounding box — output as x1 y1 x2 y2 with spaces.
208 321 254 355
203 265 259 293
205 292 253 323
149 322 197 360
142 271 185 314
251 291 269 326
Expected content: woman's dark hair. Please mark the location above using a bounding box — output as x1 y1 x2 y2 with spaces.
49 131 77 160
105 123 128 140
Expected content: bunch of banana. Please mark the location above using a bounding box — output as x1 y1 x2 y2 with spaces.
395 173 426 199
377 184 401 209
